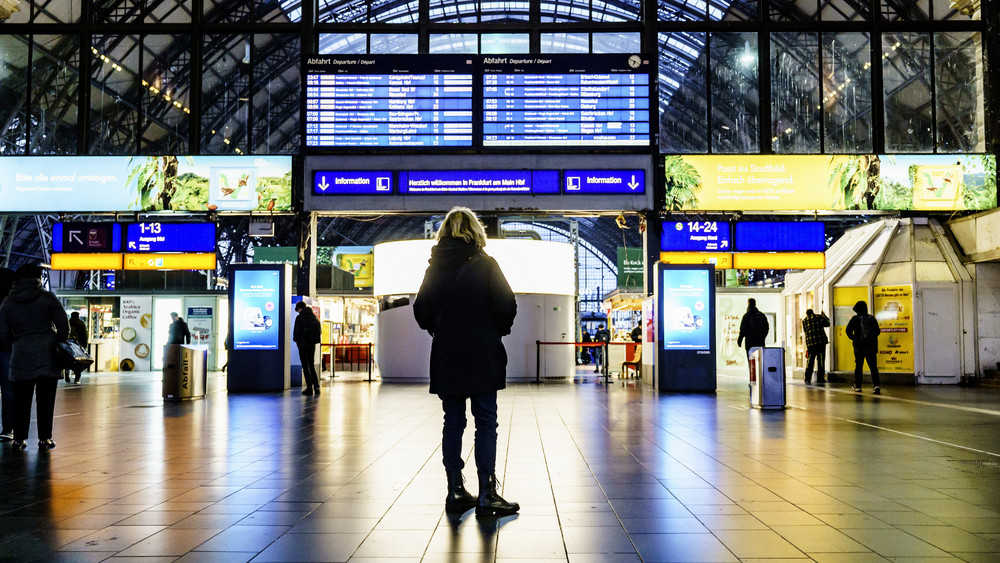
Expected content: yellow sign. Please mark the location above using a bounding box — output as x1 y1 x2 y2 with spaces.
833 286 868 371
873 285 914 372
732 252 826 270
336 253 373 288
123 253 217 270
659 252 732 268
50 253 123 270
913 165 962 210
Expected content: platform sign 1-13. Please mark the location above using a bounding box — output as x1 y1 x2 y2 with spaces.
52 222 121 253
125 222 217 253
661 221 731 252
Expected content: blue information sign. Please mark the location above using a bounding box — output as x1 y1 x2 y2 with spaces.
53 222 122 253
734 222 825 252
233 269 281 350
124 222 216 253
398 170 559 194
313 171 393 195
661 221 731 252
563 170 645 194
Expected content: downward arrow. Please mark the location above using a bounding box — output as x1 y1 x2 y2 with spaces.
318 176 330 191
628 175 639 190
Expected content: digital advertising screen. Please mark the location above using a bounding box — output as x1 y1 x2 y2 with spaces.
661 221 731 252
397 170 559 194
232 269 281 350
482 54 651 148
305 56 474 149
661 267 712 351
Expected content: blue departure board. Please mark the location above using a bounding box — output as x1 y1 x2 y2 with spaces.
305 56 474 148
482 54 651 148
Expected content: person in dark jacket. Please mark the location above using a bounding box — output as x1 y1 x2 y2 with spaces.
846 300 881 394
293 300 323 396
0 267 15 442
801 309 830 384
167 312 191 345
413 206 519 518
737 298 769 360
0 264 69 450
593 324 611 373
67 312 89 383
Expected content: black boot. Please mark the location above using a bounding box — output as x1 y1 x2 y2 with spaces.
476 474 519 517
445 470 476 513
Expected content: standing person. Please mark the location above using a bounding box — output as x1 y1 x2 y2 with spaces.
593 323 611 373
67 312 89 383
737 298 769 362
630 323 642 343
0 264 69 450
579 327 593 365
293 301 322 396
846 300 881 394
801 309 830 384
0 267 15 442
168 312 191 345
413 206 519 518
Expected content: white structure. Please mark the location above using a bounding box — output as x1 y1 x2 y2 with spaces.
373 239 576 382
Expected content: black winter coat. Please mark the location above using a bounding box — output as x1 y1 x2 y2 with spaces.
293 308 322 346
413 237 517 396
0 278 69 381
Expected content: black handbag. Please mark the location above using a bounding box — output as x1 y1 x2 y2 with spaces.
54 339 94 371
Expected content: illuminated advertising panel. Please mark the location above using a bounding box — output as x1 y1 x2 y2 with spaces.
661 221 730 252
232 269 281 350
660 267 712 350
0 155 292 212
663 154 996 211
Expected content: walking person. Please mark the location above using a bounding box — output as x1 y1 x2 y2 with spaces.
737 298 770 361
293 301 322 396
413 207 519 518
168 312 191 345
0 264 69 450
0 267 15 442
846 300 881 394
66 312 89 383
801 309 830 384
593 323 611 373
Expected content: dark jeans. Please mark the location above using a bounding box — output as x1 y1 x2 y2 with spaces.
298 343 320 390
12 378 58 441
0 350 13 432
804 344 826 381
854 348 880 388
439 392 498 477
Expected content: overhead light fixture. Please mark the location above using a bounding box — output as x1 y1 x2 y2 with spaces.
739 40 755 66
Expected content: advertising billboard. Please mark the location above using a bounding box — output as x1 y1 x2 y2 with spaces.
663 154 996 212
0 155 292 212
660 267 712 350
232 269 281 350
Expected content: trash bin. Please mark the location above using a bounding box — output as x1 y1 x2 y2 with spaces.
749 346 785 409
163 344 208 401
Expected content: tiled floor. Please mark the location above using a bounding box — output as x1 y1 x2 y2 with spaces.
2 369 1000 562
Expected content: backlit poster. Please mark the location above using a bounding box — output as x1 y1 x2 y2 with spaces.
661 268 711 350
119 296 152 371
233 269 280 350
833 286 868 371
187 306 214 346
873 285 914 372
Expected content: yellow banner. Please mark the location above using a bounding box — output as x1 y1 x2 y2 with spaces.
50 253 123 270
732 252 825 270
833 286 868 371
123 253 217 270
873 285 914 372
659 252 732 268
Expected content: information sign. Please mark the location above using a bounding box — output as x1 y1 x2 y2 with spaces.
398 170 559 194
482 54 651 148
313 171 394 195
661 221 731 252
564 170 645 194
53 222 121 253
123 253 217 271
305 56 474 148
734 222 825 252
660 267 712 350
232 269 281 350
124 223 216 252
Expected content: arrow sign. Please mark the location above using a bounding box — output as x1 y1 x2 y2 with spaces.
628 175 639 190
52 222 121 253
317 176 330 191
69 230 83 245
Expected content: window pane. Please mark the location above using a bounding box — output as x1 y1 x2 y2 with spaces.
937 2 981 20
147 0 193 23
935 31 984 152
541 33 590 53
319 33 368 54
256 0 301 22
881 0 929 21
771 32 820 153
659 0 707 21
318 0 367 22
710 32 759 152
823 32 872 153
34 0 81 23
373 0 418 22
429 0 478 22
92 1 141 23
204 0 251 23
593 33 641 53
31 35 79 155
540 0 589 22
883 32 932 152
202 34 250 154
0 35 28 154
770 0 817 21
89 34 139 155
141 35 190 154
253 34 299 154
482 0 530 21
430 34 478 54
709 0 757 21
482 34 529 54
659 32 708 153
593 0 641 22
370 34 418 54
821 0 870 20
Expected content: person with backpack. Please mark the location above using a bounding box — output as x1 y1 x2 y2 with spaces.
593 324 611 373
801 309 830 384
736 298 769 361
846 300 881 394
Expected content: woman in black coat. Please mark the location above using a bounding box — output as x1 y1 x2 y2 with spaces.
413 207 519 517
0 264 69 450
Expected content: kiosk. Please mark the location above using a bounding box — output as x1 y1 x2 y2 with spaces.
655 263 716 391
227 263 292 392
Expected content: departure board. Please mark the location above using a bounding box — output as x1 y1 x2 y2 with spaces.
482 54 651 148
305 56 475 148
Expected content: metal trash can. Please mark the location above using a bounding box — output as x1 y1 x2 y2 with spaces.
163 344 208 401
749 346 785 409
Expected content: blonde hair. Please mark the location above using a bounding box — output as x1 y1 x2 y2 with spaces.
436 206 488 248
